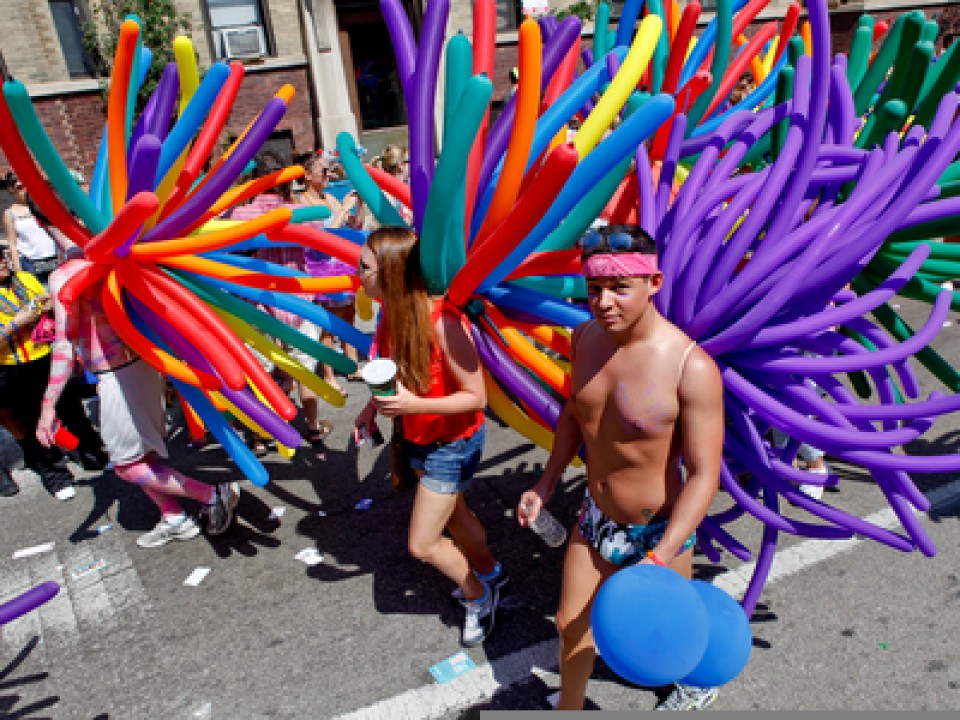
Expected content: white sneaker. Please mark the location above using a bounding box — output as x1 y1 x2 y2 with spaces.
798 463 828 501
137 515 201 548
54 485 77 501
461 582 497 647
656 684 718 711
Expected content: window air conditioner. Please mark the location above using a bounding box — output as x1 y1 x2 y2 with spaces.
222 25 266 60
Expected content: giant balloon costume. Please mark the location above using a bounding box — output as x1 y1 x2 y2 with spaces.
3 0 960 629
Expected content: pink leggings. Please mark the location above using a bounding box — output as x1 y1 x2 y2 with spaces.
115 456 214 518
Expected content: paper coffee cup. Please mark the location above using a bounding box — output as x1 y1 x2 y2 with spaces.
361 358 398 397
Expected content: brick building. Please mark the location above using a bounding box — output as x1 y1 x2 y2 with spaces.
1 1 959 188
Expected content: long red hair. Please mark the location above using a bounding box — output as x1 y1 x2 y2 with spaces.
366 227 433 394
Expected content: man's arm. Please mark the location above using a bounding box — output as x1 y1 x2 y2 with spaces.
518 323 587 525
36 271 79 446
651 348 724 561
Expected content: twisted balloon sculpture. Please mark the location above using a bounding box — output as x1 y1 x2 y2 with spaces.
342 0 960 614
0 19 368 487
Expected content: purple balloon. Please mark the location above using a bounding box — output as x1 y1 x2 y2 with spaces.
143 96 289 242
0 582 59 625
408 0 449 233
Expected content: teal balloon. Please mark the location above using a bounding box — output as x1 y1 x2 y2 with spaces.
3 81 108 233
420 74 493 295
685 0 733 132
647 0 668 94
846 24 874 91
174 271 357 374
290 205 331 224
509 276 586 299
594 3 611 60
337 132 408 228
438 34 474 290
538 156 631 252
853 13 908 115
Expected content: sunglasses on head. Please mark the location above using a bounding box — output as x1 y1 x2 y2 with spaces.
578 226 654 255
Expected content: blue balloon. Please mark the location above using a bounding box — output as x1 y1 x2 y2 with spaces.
680 581 753 687
591 565 709 687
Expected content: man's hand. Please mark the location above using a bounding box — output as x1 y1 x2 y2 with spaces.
517 488 545 528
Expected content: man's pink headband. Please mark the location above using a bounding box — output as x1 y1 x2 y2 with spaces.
582 253 658 278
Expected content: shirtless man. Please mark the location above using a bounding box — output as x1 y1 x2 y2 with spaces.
518 225 724 711
36 256 239 548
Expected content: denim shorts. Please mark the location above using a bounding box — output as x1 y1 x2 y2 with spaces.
405 424 486 494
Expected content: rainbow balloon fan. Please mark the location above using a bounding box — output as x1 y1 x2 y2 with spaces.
338 0 960 614
0 19 368 487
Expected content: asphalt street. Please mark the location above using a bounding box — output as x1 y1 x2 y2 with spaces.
2 297 960 718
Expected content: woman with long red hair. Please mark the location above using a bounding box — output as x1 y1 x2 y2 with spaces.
354 226 505 647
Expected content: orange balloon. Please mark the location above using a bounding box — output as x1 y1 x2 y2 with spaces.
108 20 140 214
473 19 543 248
130 208 291 259
157 254 359 293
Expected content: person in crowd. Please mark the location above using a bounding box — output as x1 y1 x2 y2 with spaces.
517 224 724 711
3 173 60 286
36 254 239 547
354 226 505 647
370 145 413 226
228 151 339 453
1 247 107 500
298 152 364 394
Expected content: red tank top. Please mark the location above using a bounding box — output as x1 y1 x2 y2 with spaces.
376 298 484 446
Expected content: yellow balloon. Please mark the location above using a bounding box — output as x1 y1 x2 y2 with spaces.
356 286 374 322
173 36 200 115
211 307 347 408
762 38 779 78
575 15 663 158
212 392 297 457
484 373 582 467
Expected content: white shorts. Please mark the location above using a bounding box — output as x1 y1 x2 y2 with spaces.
98 359 167 465
248 321 321 374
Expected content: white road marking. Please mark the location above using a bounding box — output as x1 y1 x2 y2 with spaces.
1 529 150 649
333 478 960 720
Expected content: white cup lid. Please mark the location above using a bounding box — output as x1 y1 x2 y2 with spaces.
361 358 397 385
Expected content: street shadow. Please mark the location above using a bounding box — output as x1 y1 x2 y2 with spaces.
0 636 60 719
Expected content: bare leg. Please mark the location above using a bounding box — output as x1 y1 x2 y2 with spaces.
115 456 215 518
445 494 496 576
556 527 618 711
408 484 486 601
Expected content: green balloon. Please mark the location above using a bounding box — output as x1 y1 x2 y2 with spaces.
594 3 612 61
3 81 108 233
914 38 960 129
290 205 331 224
686 0 733 132
508 276 586 300
853 13 908 116
647 0 668 94
420 73 492 295
847 25 874 92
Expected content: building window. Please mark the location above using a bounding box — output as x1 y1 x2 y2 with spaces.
49 0 94 77
495 0 521 32
205 0 271 60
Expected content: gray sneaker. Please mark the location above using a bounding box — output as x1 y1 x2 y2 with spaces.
202 482 240 536
461 582 497 647
656 684 719 711
137 515 201 548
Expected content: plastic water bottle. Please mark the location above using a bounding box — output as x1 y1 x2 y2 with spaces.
526 506 568 548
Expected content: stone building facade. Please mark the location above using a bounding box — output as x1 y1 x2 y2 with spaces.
1 1 958 186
